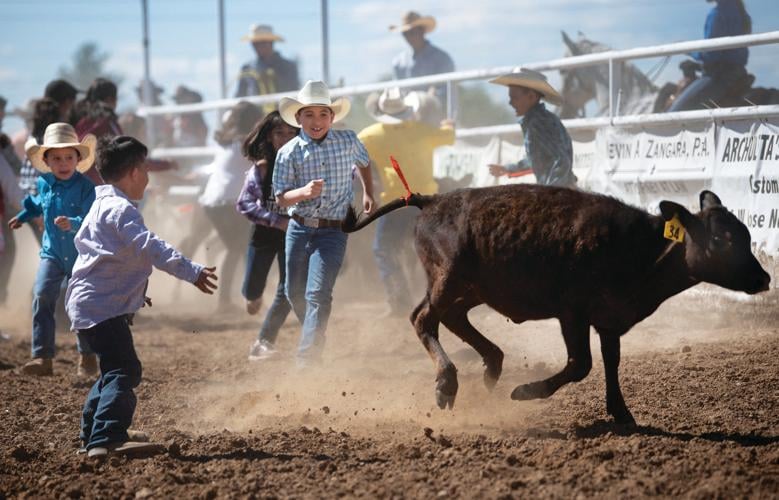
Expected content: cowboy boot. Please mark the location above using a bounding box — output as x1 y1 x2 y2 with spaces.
77 353 98 378
21 358 53 376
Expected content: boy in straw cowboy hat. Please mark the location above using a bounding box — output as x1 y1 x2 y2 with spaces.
235 24 300 105
66 135 218 458
358 87 454 317
8 122 98 377
273 80 374 365
488 68 577 188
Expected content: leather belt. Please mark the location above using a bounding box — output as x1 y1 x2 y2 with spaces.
292 214 342 229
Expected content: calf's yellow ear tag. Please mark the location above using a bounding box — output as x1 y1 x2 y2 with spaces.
664 214 685 243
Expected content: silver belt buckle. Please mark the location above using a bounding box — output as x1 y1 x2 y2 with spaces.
303 216 319 228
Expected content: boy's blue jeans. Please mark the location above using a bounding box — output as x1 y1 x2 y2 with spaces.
242 225 291 345
32 257 92 359
373 209 418 313
284 219 347 361
79 315 142 449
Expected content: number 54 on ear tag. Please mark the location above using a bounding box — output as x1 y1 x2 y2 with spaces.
664 215 685 243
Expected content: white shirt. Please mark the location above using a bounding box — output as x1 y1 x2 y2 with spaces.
198 141 252 208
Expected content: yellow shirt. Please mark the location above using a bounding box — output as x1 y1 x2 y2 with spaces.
358 121 455 205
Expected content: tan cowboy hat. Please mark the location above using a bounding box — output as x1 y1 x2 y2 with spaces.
25 123 96 174
368 87 424 124
279 80 351 127
389 11 436 33
241 24 284 43
489 68 564 106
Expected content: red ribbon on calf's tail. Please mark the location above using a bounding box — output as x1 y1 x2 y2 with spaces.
390 155 413 205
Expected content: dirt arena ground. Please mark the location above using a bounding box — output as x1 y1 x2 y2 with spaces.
1 208 778 499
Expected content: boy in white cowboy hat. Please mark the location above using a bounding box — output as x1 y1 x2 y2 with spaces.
66 135 217 459
487 68 577 188
273 80 374 365
8 122 98 377
235 23 300 104
390 11 455 107
358 87 454 317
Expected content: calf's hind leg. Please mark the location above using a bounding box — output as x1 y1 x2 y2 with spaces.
411 297 458 409
440 300 504 391
511 314 592 400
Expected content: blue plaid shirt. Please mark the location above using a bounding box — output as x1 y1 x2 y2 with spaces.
273 129 370 220
66 185 204 330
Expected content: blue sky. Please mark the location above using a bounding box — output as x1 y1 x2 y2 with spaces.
2 0 778 134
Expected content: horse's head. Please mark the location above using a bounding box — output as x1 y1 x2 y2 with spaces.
559 31 609 118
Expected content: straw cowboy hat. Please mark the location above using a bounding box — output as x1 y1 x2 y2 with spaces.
241 24 284 43
279 80 351 127
489 68 564 106
367 87 424 124
389 11 436 33
25 123 96 173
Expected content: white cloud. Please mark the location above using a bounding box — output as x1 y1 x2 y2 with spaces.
0 67 19 83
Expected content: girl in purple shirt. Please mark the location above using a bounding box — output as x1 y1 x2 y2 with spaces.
236 111 298 360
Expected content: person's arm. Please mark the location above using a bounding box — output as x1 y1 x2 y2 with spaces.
235 167 285 229
353 134 375 213
66 183 96 234
272 146 324 208
0 153 25 212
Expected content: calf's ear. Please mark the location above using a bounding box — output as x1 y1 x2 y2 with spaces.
659 200 706 243
699 190 723 210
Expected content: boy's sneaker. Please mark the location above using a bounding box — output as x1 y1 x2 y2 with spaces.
87 441 164 459
20 358 53 376
248 340 277 361
246 298 262 315
77 353 99 378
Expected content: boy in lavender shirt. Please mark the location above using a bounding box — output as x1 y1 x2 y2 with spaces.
66 136 218 458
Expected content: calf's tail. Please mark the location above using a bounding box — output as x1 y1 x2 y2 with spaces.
341 193 434 233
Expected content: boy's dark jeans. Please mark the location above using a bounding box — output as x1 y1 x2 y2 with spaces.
79 315 142 449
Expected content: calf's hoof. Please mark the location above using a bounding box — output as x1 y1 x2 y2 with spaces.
482 350 504 392
435 366 458 410
609 406 636 426
510 381 548 401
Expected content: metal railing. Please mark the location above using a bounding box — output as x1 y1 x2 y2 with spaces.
140 30 779 157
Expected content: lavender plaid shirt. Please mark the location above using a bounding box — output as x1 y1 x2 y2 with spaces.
235 164 288 230
273 128 370 220
66 185 204 330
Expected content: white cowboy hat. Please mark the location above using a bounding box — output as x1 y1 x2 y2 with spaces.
241 24 284 43
279 80 351 127
389 11 436 33
25 123 96 174
368 87 423 124
489 68 564 106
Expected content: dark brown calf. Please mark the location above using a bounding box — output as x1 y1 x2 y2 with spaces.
342 186 770 424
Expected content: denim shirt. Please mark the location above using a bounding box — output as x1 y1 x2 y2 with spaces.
15 172 95 272
694 0 749 67
508 102 576 188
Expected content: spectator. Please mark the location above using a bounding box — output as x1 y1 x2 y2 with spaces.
235 24 300 110
44 79 80 123
669 0 752 111
73 78 122 185
389 11 455 109
171 85 209 148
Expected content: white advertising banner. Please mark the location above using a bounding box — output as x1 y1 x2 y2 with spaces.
711 119 779 257
591 124 715 210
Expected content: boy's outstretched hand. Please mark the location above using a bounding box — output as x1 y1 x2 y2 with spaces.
194 266 218 294
8 217 22 230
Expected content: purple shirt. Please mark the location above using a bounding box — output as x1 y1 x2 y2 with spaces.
235 164 288 231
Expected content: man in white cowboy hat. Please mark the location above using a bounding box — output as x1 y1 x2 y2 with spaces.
390 11 455 106
358 87 454 316
235 24 300 101
8 122 98 377
273 80 374 365
488 68 577 188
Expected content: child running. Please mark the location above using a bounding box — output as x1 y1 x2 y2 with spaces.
273 80 374 366
66 136 218 458
9 123 97 377
237 111 299 360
